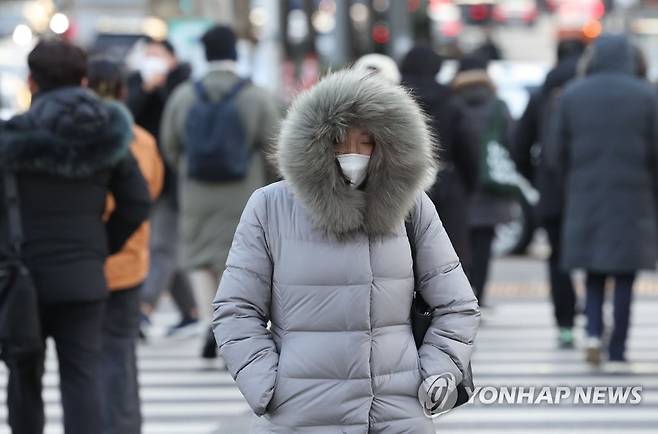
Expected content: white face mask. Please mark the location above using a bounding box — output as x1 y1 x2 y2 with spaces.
336 154 370 189
139 56 169 83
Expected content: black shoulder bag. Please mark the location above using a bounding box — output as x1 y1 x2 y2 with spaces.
0 171 42 361
405 215 474 408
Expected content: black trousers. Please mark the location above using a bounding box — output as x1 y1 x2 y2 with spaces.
544 216 577 328
6 301 104 434
100 287 142 434
469 226 495 306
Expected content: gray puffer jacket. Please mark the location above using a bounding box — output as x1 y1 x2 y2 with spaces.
213 69 481 433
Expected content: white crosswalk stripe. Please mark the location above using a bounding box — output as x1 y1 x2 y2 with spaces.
437 297 658 433
0 313 248 434
1 297 656 433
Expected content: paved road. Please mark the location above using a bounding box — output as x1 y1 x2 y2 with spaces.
2 258 656 434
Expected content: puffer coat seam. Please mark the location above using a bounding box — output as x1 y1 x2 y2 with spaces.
373 276 413 282
433 298 481 315
274 282 371 287
229 264 271 284
373 368 419 377
279 376 368 380
423 342 464 370
291 422 368 428
366 240 375 430
417 261 462 284
424 330 473 347
285 329 370 333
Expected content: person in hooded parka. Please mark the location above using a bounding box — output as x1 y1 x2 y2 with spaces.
212 69 481 433
546 34 658 367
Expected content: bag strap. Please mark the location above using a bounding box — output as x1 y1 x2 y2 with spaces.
194 78 250 104
3 171 23 255
404 216 416 269
193 80 211 102
404 210 419 287
222 79 250 102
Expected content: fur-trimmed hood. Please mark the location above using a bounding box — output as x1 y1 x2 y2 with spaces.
452 70 495 93
452 70 496 106
272 69 438 239
0 87 133 178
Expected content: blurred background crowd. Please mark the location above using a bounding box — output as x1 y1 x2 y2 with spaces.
1 1 658 434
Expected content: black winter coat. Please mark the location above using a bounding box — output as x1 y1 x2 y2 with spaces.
0 87 151 303
127 63 191 198
451 70 516 228
402 74 479 270
547 35 658 273
514 55 580 219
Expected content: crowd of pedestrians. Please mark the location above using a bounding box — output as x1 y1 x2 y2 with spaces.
1 22 656 434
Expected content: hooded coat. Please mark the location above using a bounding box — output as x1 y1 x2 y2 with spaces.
401 46 479 273
514 51 582 219
0 87 151 303
212 70 480 433
547 35 658 272
451 70 515 227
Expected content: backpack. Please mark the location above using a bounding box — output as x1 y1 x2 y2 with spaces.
0 171 42 362
184 79 251 182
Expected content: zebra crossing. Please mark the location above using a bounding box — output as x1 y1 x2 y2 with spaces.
1 294 656 434
438 296 658 434
0 330 247 434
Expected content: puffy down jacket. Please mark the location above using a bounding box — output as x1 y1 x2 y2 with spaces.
213 69 480 433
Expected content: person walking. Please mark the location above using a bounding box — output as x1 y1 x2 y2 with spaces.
212 69 480 433
547 34 658 368
513 38 586 348
161 25 282 360
400 44 480 274
126 37 198 337
0 39 151 434
88 57 165 434
451 55 515 307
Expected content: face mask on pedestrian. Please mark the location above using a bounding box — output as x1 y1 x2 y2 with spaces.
335 128 374 189
139 56 169 83
337 154 370 189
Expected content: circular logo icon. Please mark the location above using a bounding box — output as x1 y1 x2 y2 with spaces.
418 373 458 418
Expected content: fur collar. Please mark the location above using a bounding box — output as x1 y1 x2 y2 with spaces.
0 87 133 178
451 70 495 92
271 69 438 239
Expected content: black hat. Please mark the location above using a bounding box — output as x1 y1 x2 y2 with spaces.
201 25 237 61
400 45 443 77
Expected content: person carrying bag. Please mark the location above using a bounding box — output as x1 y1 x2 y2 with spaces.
0 171 42 362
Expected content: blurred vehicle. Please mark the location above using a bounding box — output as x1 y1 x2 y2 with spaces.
0 68 30 120
493 0 540 26
439 60 548 255
0 36 32 120
428 0 464 43
456 0 496 25
628 0 658 80
88 33 143 59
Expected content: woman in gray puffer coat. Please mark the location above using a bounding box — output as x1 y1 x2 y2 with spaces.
212 69 480 433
